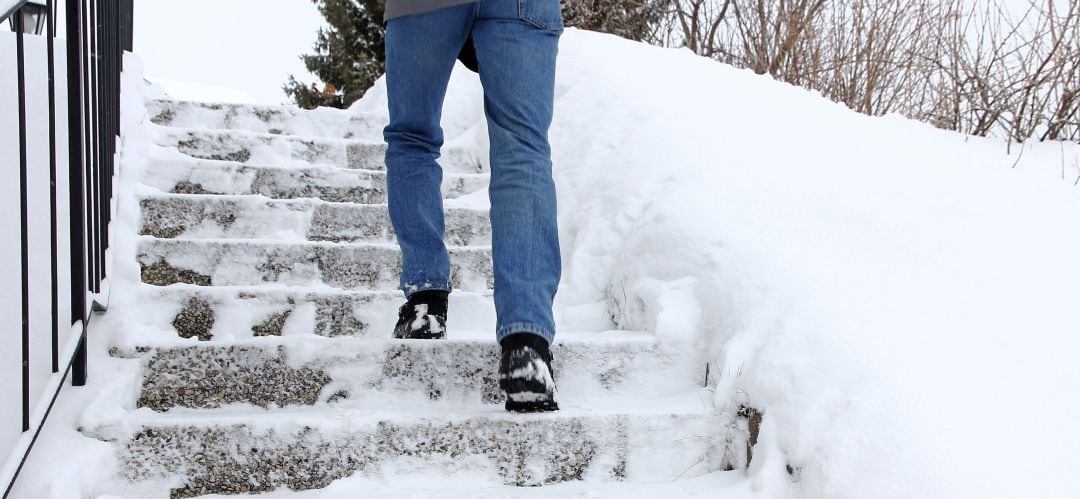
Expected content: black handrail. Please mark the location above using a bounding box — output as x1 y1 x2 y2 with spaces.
2 0 130 495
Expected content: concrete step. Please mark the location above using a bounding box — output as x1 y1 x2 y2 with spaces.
99 405 722 498
146 99 386 139
122 286 495 342
126 333 677 412
139 194 491 246
153 127 482 173
136 238 493 291
139 158 487 204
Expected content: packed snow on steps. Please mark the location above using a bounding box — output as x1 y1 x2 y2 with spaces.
12 28 1080 499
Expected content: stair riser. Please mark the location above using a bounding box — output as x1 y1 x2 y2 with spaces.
156 129 481 173
120 414 721 498
137 240 493 291
130 288 496 342
139 196 492 246
134 338 669 411
140 160 486 203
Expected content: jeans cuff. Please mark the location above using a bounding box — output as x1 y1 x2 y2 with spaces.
496 323 555 345
402 280 452 299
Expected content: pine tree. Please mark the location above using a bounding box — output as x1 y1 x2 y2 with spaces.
285 0 385 109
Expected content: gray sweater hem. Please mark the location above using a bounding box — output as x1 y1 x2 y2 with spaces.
384 0 483 21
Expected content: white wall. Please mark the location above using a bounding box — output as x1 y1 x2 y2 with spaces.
0 29 72 476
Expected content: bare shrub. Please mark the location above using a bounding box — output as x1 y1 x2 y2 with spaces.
561 0 669 42
654 0 1079 144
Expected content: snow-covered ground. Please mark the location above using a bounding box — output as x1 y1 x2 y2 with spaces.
569 31 1080 497
356 29 1080 498
10 28 1080 498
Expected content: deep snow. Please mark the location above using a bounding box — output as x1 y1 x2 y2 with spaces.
534 31 1080 498
8 28 1080 498
358 29 1080 498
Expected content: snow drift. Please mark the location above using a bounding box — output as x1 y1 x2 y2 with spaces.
355 28 1080 498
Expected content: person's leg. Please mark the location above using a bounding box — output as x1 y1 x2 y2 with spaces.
471 0 563 346
384 6 475 298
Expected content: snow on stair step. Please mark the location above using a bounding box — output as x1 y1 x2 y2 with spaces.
124 286 496 342
139 158 487 203
139 194 491 245
101 403 721 498
137 238 494 290
153 127 482 173
146 99 386 139
128 334 674 411
76 96 735 499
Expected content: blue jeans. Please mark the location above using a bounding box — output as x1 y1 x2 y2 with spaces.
383 0 563 344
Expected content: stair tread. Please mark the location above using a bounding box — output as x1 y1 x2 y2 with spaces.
179 470 730 499
151 127 481 173
146 98 384 140
139 156 489 177
120 329 658 352
137 193 491 245
112 390 715 426
138 234 490 250
138 191 488 211
136 157 488 203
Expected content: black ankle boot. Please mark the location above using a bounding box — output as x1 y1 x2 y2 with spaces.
498 333 559 412
393 290 448 339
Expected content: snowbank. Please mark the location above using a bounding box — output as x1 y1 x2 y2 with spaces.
357 29 1080 498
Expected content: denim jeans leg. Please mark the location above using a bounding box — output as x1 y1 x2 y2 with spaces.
383 6 474 298
472 0 563 344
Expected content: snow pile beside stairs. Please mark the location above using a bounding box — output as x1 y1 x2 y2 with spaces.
357 28 1080 498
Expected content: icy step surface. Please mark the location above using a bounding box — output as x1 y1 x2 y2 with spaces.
128 286 496 342
103 405 721 498
137 238 494 290
146 99 386 139
139 158 487 203
153 127 482 173
139 194 491 245
128 334 673 411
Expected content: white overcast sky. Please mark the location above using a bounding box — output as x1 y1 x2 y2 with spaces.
133 0 327 104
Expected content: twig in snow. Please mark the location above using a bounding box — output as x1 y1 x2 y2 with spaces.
1062 142 1067 180
1010 140 1026 168
675 454 708 480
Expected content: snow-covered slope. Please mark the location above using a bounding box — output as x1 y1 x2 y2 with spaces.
532 30 1080 498
361 28 1080 498
12 29 1080 499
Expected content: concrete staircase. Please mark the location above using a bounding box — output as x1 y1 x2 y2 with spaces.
84 98 730 498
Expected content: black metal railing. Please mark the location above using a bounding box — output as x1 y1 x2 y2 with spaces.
2 0 130 495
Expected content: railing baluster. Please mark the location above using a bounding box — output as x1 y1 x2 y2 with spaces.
15 9 31 436
89 0 100 294
47 0 59 375
67 0 89 389
4 0 130 492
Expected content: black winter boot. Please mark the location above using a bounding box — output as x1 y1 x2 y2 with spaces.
393 290 448 339
498 333 559 412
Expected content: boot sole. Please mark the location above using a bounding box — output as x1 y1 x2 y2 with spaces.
499 377 559 413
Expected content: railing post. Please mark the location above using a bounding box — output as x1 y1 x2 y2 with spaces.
68 0 89 387
120 0 132 53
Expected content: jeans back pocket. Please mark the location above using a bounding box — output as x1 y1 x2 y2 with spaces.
518 0 564 30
